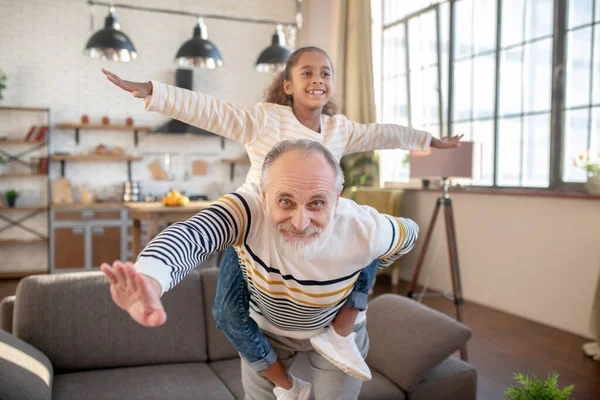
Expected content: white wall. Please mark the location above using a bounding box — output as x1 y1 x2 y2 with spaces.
0 0 297 271
398 190 600 339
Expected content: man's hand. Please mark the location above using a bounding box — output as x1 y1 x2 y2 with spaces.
100 261 166 327
430 134 464 149
101 68 153 98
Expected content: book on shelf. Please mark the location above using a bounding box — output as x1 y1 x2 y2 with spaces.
24 125 48 142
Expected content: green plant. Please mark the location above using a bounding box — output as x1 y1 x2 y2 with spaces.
5 189 19 201
0 155 6 165
503 372 574 400
340 151 379 187
0 68 6 101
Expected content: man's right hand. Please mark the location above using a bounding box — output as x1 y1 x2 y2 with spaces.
100 261 166 327
101 68 153 98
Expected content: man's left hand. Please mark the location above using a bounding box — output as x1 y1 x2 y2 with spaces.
430 134 464 149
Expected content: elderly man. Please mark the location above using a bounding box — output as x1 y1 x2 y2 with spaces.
101 139 419 400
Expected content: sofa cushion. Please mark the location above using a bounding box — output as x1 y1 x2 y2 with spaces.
365 294 472 392
14 270 207 371
200 268 240 361
409 356 477 400
1 295 15 333
53 363 236 400
0 328 53 400
210 359 245 400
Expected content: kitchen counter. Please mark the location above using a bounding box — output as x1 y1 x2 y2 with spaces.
52 202 126 209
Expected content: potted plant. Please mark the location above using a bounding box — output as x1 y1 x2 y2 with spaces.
503 371 574 400
573 150 600 194
0 68 6 102
5 189 19 207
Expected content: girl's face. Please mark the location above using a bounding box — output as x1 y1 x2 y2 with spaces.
283 51 333 112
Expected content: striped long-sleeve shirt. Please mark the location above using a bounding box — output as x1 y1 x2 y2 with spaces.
144 81 432 183
136 183 419 339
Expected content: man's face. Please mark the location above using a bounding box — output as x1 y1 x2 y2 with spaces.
262 150 339 260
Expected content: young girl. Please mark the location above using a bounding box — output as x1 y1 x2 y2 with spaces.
102 46 461 397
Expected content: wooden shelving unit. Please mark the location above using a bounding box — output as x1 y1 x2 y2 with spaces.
0 106 51 279
56 122 151 147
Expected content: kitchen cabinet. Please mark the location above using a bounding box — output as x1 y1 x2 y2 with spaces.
51 207 129 271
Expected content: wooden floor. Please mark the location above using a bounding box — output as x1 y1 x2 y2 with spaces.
371 276 600 400
2 275 599 399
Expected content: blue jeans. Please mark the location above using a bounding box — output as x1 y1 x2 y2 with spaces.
212 246 380 372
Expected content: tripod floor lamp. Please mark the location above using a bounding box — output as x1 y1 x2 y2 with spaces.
406 142 474 361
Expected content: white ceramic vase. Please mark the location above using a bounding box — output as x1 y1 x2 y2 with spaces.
586 175 600 195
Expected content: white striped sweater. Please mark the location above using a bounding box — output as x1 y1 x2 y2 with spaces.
136 183 419 339
143 80 432 184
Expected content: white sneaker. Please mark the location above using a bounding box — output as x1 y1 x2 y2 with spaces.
273 374 311 400
310 326 372 381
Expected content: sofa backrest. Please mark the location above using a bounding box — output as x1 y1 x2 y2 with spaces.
200 268 239 361
13 270 208 372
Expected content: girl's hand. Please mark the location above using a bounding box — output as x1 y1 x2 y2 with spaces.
101 68 153 98
430 134 464 149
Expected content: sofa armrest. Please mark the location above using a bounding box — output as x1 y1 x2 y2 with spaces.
366 294 471 392
1 295 15 333
0 329 53 400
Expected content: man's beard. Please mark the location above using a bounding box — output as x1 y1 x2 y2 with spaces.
268 212 335 262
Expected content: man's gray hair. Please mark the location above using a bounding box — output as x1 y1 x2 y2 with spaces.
261 139 345 192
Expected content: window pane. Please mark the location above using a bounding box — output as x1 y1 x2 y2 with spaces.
383 77 409 126
473 54 496 118
522 113 551 187
380 149 409 183
526 0 554 40
452 121 472 143
566 27 592 109
497 117 523 186
499 47 523 116
563 109 590 182
419 12 438 68
382 24 406 79
568 0 593 29
591 107 600 161
596 0 600 22
523 38 553 113
410 70 425 128
592 27 600 104
471 120 495 185
454 0 474 59
473 0 497 54
440 2 450 138
501 0 525 48
452 59 472 121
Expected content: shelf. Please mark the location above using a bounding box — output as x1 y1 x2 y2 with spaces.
0 173 47 178
222 157 251 181
0 238 48 245
0 207 48 211
51 154 143 162
0 271 48 279
0 139 47 145
56 122 151 146
0 106 49 112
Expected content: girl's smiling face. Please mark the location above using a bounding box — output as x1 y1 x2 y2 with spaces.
283 50 334 112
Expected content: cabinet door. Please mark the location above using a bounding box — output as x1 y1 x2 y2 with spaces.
54 227 85 269
91 226 122 267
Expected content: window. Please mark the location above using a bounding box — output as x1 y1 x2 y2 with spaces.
376 0 596 191
563 0 600 182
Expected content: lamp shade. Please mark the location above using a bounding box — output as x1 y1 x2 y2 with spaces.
409 141 474 178
175 19 223 69
256 26 292 73
83 9 137 62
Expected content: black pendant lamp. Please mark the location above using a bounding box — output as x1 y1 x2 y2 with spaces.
84 7 137 62
175 18 223 69
255 25 292 73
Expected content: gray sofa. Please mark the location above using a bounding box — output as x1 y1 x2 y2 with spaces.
0 268 477 400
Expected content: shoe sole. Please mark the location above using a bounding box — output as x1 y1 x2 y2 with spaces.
310 339 372 382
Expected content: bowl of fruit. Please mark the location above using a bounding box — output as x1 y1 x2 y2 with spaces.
162 190 190 206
